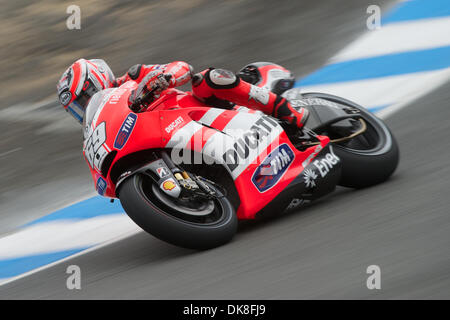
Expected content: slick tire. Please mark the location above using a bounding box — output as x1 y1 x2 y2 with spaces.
118 174 237 250
303 93 399 189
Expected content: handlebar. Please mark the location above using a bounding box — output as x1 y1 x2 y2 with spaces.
129 74 173 113
129 87 157 113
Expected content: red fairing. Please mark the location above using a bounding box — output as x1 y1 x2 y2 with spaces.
233 135 329 218
83 78 329 220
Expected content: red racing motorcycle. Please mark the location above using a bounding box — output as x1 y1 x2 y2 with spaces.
82 64 399 249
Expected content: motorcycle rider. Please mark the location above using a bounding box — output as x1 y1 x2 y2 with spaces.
57 59 308 128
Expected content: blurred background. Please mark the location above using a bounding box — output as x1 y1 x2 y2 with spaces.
2 0 450 299
0 0 394 232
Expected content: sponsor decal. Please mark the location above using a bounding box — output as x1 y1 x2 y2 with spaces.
108 88 127 105
59 91 72 106
286 198 305 210
96 177 107 195
114 113 137 149
252 143 295 192
162 179 176 191
303 168 318 188
156 167 170 178
159 177 181 197
312 147 340 178
301 144 323 168
165 116 184 133
222 116 279 172
290 98 341 110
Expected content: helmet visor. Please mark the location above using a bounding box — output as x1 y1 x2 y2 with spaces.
66 79 99 123
67 99 85 123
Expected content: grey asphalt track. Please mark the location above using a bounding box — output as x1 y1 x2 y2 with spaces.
2 66 450 300
3 0 450 300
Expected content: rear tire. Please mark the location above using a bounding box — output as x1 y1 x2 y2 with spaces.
303 93 399 188
118 174 237 250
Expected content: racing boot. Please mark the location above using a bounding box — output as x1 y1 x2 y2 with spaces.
192 68 309 130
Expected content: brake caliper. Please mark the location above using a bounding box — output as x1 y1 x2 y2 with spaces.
173 171 217 199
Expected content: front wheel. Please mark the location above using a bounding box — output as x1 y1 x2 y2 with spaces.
118 174 237 250
303 92 399 188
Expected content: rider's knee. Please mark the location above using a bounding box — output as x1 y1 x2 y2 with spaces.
192 68 240 89
192 68 237 109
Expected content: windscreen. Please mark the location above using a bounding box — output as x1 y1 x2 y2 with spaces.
83 89 115 138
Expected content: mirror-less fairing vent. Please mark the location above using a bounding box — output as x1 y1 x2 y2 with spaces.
109 149 161 184
101 150 117 177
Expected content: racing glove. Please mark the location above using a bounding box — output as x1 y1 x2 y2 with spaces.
272 97 309 129
128 71 172 112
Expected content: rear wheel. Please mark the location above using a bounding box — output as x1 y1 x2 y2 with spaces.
118 174 237 250
303 93 399 188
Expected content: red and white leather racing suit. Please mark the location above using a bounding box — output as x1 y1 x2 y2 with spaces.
114 61 193 89
117 62 308 129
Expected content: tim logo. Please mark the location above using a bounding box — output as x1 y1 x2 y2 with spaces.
114 113 137 149
96 177 107 195
252 144 295 192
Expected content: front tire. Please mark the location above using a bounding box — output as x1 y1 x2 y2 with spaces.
118 174 237 250
303 93 399 188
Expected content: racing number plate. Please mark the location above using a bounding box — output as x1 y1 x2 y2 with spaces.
84 122 108 172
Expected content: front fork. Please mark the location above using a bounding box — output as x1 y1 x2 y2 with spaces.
124 150 217 199
115 150 219 199
160 151 200 193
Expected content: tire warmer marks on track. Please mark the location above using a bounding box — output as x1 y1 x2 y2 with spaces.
1 0 450 285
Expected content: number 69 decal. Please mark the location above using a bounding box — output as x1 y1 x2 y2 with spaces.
84 122 108 172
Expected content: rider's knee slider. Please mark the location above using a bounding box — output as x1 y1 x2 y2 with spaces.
205 68 240 89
